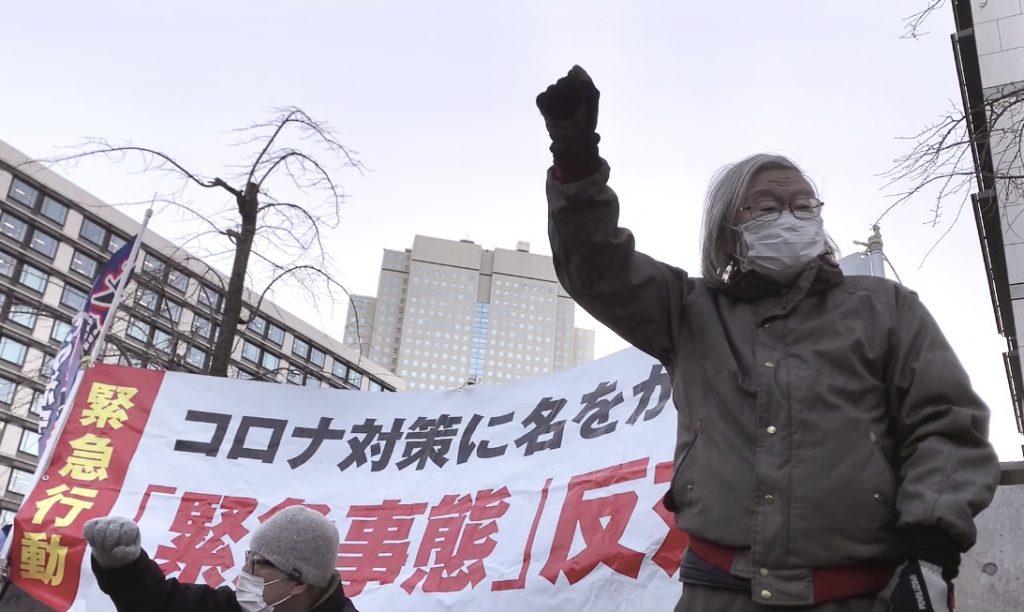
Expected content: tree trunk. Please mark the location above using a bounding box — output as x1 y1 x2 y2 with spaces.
209 181 259 377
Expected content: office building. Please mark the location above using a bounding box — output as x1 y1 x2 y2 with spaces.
0 139 403 524
951 0 1024 436
344 235 595 390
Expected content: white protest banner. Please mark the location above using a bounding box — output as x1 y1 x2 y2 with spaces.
11 347 686 611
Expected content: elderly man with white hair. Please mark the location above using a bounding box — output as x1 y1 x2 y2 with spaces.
537 65 999 612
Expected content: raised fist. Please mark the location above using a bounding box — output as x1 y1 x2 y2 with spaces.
84 516 142 569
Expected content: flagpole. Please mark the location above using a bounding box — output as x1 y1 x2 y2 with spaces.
87 207 152 365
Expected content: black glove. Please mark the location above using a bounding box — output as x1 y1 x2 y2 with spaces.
875 560 953 611
536 65 601 178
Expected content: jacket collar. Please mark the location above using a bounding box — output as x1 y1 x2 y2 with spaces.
718 255 844 302
311 574 356 611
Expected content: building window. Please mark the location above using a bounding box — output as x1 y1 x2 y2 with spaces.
152 329 173 354
70 251 99 278
167 269 189 293
0 251 14 278
248 316 267 336
332 361 348 378
8 179 38 207
29 390 43 415
241 341 260 363
160 299 182 323
310 347 325 368
0 336 28 366
107 233 128 254
266 324 284 346
60 285 87 310
19 429 40 456
80 218 108 247
287 369 304 385
248 316 284 347
135 287 158 310
0 377 15 404
50 318 73 343
198 285 222 311
192 315 216 342
185 346 207 369
262 352 280 371
292 337 310 359
126 318 152 342
18 264 47 292
29 229 60 260
41 196 69 225
142 253 165 278
6 468 33 496
242 340 283 373
346 368 363 388
0 212 28 242
8 304 38 330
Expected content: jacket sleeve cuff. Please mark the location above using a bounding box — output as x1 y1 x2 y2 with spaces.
898 526 962 579
551 146 602 183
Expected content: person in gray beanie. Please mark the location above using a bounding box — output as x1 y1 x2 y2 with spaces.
84 506 358 612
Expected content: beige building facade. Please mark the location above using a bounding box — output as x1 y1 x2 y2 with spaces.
345 235 595 391
0 139 403 524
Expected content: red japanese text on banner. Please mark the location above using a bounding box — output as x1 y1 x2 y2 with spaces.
14 350 684 612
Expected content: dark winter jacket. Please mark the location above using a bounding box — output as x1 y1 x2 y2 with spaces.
92 551 358 612
546 163 1000 606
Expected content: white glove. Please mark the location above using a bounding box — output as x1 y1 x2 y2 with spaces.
874 559 953 611
83 516 142 569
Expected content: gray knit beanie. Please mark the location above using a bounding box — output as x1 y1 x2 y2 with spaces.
248 506 340 588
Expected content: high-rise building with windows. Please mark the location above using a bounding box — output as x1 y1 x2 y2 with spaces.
950 0 1024 435
0 139 403 524
344 235 595 391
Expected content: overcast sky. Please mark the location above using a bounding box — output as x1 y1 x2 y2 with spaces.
3 1 1021 459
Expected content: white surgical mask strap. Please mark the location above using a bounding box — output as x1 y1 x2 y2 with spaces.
266 575 299 608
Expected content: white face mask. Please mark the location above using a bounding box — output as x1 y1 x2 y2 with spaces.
738 213 826 283
236 570 294 612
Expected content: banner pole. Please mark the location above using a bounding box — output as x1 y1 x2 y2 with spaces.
88 207 153 365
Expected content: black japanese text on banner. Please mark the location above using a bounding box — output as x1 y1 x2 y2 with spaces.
19 348 684 612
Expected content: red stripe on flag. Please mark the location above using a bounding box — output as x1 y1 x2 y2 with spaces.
11 365 164 611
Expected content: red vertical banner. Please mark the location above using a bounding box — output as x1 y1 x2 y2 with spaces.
11 365 164 611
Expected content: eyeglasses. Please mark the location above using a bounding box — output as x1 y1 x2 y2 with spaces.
245 551 302 582
738 196 824 221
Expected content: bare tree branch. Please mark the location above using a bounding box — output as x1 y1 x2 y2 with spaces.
880 59 1024 273
24 107 365 377
901 0 946 40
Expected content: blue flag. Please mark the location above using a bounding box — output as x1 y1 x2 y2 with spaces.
37 236 138 455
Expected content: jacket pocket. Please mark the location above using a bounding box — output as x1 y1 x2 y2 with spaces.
869 430 899 491
662 418 703 513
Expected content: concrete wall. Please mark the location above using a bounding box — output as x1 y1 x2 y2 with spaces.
972 0 1024 87
957 461 1024 608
